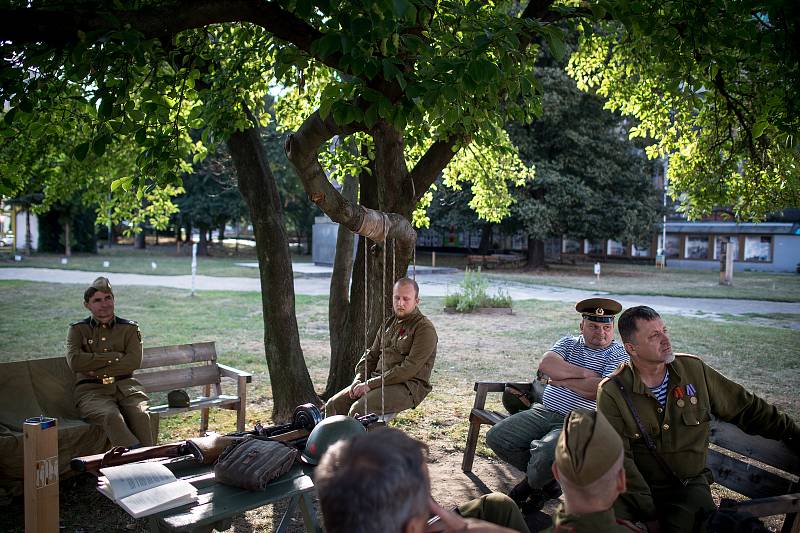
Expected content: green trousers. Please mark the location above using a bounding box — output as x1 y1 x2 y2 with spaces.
325 383 415 418
75 379 153 447
458 493 531 533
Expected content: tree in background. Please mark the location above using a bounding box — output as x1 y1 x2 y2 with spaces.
176 143 248 256
509 62 663 268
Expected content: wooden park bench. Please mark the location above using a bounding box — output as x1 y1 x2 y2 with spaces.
466 254 525 269
462 381 800 532
135 341 252 434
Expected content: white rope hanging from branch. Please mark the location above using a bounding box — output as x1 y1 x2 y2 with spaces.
356 210 391 243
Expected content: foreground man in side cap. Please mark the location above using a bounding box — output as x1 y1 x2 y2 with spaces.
598 306 800 532
544 409 639 532
486 298 629 511
316 427 529 533
66 277 153 447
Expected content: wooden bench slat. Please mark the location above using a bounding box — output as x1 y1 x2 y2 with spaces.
148 395 240 416
710 421 800 476
135 364 221 393
141 341 217 369
470 408 507 426
708 449 797 499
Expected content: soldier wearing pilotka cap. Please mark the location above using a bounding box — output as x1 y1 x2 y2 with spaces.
66 277 153 447
543 409 640 532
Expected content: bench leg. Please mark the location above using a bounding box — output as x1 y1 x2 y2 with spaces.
200 384 211 434
299 491 322 533
236 376 247 432
462 417 483 473
276 494 301 533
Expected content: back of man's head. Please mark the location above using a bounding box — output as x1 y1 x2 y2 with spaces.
553 409 625 513
315 427 430 533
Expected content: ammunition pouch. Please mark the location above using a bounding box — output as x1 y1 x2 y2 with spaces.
214 437 297 491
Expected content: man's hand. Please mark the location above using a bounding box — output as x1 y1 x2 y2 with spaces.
349 382 370 399
424 499 516 532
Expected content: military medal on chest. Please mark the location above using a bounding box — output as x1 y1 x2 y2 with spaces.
673 386 685 407
686 384 698 405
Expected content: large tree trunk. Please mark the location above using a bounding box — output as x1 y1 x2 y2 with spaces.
478 224 493 255
228 125 320 421
218 223 225 242
526 235 546 269
197 224 209 256
25 209 32 255
63 218 71 257
324 172 358 399
134 229 146 249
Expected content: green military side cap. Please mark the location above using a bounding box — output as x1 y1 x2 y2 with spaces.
168 389 190 408
90 276 114 296
555 409 622 487
575 297 622 323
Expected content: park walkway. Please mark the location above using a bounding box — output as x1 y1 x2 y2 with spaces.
1 266 798 324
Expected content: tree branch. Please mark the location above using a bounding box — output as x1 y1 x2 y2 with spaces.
409 135 460 200
283 110 415 252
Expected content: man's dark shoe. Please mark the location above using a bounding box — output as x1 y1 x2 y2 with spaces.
519 490 546 514
507 479 534 505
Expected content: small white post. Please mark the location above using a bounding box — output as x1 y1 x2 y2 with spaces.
594 262 601 282
431 251 436 268
191 243 197 296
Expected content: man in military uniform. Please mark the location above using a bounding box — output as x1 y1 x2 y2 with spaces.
316 427 528 533
545 409 640 532
66 277 153 447
325 277 438 418
486 298 629 511
597 306 800 532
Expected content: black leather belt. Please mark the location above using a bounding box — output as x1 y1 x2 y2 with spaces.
76 374 133 386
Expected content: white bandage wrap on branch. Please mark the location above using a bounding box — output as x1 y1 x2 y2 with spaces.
357 209 392 242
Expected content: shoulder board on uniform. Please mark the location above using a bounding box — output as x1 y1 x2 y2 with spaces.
674 353 700 359
598 362 629 388
115 317 139 326
69 317 92 327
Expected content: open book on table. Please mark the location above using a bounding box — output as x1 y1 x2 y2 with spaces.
98 462 198 519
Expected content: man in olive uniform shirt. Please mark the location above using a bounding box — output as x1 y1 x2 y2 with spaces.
545 409 640 532
597 306 800 533
66 277 153 447
326 277 437 418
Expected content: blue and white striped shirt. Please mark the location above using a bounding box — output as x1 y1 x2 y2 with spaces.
648 370 670 406
541 335 629 416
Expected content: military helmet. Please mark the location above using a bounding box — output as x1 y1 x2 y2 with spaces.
301 415 366 465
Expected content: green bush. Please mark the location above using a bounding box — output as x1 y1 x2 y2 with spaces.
444 268 513 312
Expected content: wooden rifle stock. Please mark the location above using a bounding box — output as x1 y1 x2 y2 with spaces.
70 428 311 476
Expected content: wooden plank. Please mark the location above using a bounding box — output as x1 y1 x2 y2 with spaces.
140 342 217 369
473 381 507 393
470 408 507 426
147 395 240 416
708 449 797 499
724 493 800 518
710 421 800 476
135 365 221 393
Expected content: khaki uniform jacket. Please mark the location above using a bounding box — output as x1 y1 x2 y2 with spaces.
544 507 640 532
597 353 800 522
66 315 143 383
354 308 437 406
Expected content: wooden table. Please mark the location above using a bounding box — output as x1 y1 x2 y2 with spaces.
147 457 320 533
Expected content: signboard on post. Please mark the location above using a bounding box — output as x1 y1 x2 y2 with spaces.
24 416 59 533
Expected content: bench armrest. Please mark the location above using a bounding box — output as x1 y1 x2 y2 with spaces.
218 363 253 383
723 493 800 518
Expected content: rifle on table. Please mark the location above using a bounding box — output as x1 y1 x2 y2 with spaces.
72 404 377 476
